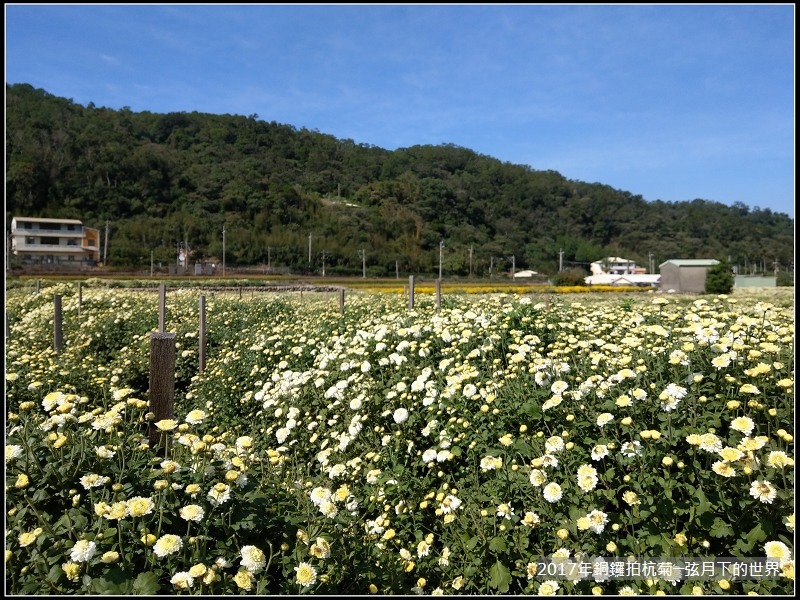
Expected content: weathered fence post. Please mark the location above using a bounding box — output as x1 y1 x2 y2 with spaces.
36 279 40 294
53 294 63 353
339 288 345 316
158 284 166 332
199 295 206 373
148 332 176 455
436 278 442 314
239 286 242 299
408 275 415 310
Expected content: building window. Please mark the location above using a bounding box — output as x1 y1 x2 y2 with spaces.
41 237 60 245
26 236 36 244
24 222 32 229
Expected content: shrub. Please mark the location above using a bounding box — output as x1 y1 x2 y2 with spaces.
704 259 735 294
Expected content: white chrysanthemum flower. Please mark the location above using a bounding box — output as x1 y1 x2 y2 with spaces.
240 545 267 573
712 461 737 478
590 444 609 461
127 496 155 518
596 413 614 427
170 571 194 590
764 540 792 564
541 454 559 468
422 448 438 463
440 494 462 513
750 479 778 504
152 534 183 558
69 539 97 563
620 441 642 457
393 408 409 424
179 504 205 522
207 483 231 506
79 473 110 490
184 409 206 425
731 416 756 436
295 562 318 587
587 509 608 534
545 435 565 453
5 445 23 462
542 482 563 503
529 469 548 487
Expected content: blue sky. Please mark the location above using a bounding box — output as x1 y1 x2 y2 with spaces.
5 4 795 218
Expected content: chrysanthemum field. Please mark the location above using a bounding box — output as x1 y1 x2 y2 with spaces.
4 284 794 595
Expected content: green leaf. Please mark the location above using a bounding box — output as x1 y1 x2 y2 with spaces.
694 487 712 516
465 535 480 551
745 522 768 546
488 560 511 593
132 571 160 595
520 401 541 419
87 576 124 595
709 518 734 538
46 563 62 584
489 536 507 553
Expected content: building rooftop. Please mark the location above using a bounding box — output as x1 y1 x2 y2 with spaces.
659 259 720 267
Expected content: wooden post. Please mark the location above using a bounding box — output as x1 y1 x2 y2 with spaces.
408 275 415 310
148 332 176 455
199 295 206 373
36 279 40 294
239 286 242 299
339 288 345 316
53 295 63 353
158 284 166 332
435 278 442 314
77 281 82 318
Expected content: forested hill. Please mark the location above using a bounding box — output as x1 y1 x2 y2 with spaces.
5 83 794 276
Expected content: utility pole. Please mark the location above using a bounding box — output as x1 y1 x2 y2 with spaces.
103 220 109 266
559 249 563 273
469 246 473 277
359 249 366 278
439 240 444 279
321 250 328 277
267 247 271 273
510 255 515 279
222 227 226 277
489 257 494 279
308 233 312 267
648 252 654 274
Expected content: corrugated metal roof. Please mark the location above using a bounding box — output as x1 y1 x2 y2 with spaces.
659 259 720 267
12 216 83 225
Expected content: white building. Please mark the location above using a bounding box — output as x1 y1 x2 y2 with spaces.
586 256 659 287
10 216 100 267
589 256 646 276
584 273 661 287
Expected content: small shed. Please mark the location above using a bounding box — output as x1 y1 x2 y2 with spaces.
659 259 719 293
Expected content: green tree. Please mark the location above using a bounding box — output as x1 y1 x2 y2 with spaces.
704 259 735 294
